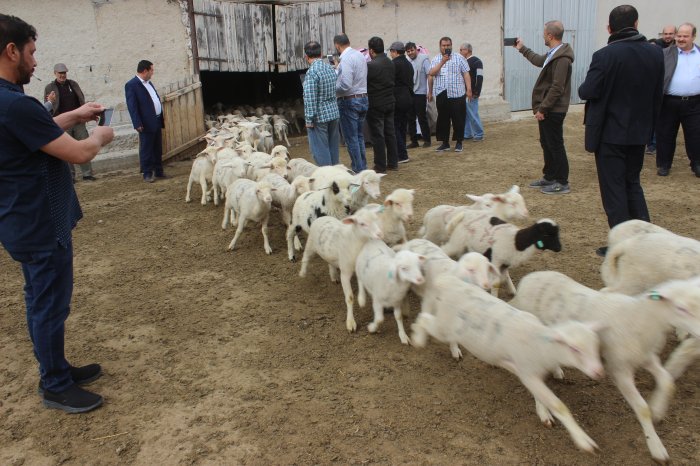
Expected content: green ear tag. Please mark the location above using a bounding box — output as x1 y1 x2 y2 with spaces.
536 240 544 249
387 270 393 279
649 291 661 300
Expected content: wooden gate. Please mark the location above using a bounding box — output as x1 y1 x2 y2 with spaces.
160 75 207 161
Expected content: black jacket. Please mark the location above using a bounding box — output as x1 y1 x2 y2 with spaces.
367 54 395 109
392 54 414 112
579 30 664 152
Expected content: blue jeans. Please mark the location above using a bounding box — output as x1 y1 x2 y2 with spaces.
8 242 74 393
464 97 484 139
337 96 369 172
307 119 340 166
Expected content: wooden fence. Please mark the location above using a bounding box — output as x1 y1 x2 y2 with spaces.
160 75 206 161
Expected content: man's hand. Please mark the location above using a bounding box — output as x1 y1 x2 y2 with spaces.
427 94 433 103
535 111 545 121
441 53 450 63
91 126 115 147
74 102 105 123
305 123 314 129
136 126 143 133
515 38 524 50
45 91 56 104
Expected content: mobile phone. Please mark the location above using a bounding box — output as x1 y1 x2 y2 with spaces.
327 54 334 64
503 37 517 46
444 47 452 55
98 108 114 127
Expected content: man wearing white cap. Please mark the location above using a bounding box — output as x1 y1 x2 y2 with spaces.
44 63 96 181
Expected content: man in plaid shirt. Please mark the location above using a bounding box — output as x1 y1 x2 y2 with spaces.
428 36 472 152
303 40 340 166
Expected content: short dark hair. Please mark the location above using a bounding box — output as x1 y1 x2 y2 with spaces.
439 36 452 46
137 60 153 73
333 34 350 46
368 36 384 54
405 41 416 50
608 5 638 33
0 14 37 53
304 41 322 58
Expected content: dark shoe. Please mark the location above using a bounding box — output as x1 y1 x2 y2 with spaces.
529 177 555 188
407 142 420 149
656 167 669 177
540 182 570 195
387 166 399 171
372 165 386 174
38 364 103 395
422 142 431 148
435 143 450 152
398 158 410 164
144 175 155 183
82 175 97 181
43 385 103 414
454 142 463 152
596 246 608 258
692 164 700 177
645 146 656 155
155 173 169 179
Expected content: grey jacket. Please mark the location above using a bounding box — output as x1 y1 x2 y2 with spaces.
44 79 85 116
663 44 700 94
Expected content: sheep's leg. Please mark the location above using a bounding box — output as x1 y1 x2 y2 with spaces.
664 336 700 380
645 354 676 422
185 176 194 203
227 217 247 251
282 208 292 227
328 265 339 283
221 204 230 230
261 215 272 255
356 277 366 307
199 173 209 205
340 269 357 332
213 181 220 206
286 224 298 262
393 303 410 345
283 131 290 147
367 298 385 334
519 375 598 454
298 237 316 277
400 295 411 318
503 269 517 295
449 342 462 360
535 399 555 427
611 369 669 463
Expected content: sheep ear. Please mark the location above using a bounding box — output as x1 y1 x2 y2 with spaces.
384 199 394 207
509 185 520 194
492 195 505 203
309 177 315 184
488 262 500 279
377 173 387 178
341 216 355 225
466 194 481 202
417 254 427 264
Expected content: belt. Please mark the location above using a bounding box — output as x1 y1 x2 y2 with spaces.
338 93 367 100
665 94 700 101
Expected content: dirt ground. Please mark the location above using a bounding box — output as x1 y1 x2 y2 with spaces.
1 111 699 465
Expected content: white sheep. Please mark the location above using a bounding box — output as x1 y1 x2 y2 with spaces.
348 169 385 213
286 177 354 262
273 119 291 146
252 155 289 181
221 179 274 254
258 130 274 153
355 240 425 344
419 185 529 245
510 271 700 463
606 219 671 249
270 145 290 161
361 188 415 246
185 147 219 205
441 214 561 296
412 274 605 454
298 209 384 332
288 157 318 181
212 157 249 206
309 165 355 191
262 173 311 225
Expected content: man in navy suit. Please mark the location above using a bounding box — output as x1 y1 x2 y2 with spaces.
125 60 165 182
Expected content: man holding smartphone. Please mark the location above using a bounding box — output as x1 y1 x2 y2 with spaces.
514 21 574 195
428 36 471 152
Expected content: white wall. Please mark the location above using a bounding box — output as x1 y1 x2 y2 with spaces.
7 0 192 111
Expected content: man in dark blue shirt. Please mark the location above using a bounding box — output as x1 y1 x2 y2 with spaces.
0 14 114 413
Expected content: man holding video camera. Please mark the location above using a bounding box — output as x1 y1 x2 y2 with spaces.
514 21 574 195
428 37 471 153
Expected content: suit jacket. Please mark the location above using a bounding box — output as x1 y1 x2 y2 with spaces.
579 32 664 152
392 55 414 112
663 43 700 93
367 54 395 109
125 76 164 133
44 79 85 116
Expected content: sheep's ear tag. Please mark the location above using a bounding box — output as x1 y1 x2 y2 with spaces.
649 291 662 301
536 240 544 249
350 185 360 194
378 205 385 213
387 270 393 279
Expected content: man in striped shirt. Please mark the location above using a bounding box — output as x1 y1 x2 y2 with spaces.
428 36 472 152
303 40 340 166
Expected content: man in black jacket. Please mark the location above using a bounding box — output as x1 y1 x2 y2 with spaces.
366 37 397 173
389 41 414 163
578 4 664 257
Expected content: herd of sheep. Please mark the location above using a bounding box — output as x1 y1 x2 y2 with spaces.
184 112 700 463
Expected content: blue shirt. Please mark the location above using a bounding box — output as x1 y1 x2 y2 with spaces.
0 78 82 252
335 47 368 97
303 59 341 125
667 45 700 97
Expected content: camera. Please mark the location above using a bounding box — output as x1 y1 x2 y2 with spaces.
503 37 517 46
326 54 334 64
444 47 452 55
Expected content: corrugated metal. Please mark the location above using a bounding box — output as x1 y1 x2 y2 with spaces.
276 0 342 72
193 0 274 72
504 0 597 111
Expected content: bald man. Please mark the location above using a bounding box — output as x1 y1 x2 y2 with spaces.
653 25 677 48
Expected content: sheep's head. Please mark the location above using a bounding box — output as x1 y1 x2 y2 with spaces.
651 276 700 340
330 179 353 213
490 186 529 221
394 251 426 285
455 252 499 290
342 208 383 241
356 170 384 199
549 321 606 381
270 145 290 161
385 189 415 222
269 157 289 179
255 181 274 205
291 176 311 195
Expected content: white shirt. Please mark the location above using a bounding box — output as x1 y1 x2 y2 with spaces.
667 46 700 97
138 76 162 116
335 47 368 97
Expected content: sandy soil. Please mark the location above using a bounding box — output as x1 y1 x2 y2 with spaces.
1 112 699 466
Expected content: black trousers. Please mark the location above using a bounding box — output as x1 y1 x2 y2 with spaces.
394 103 410 161
655 95 700 170
367 102 398 170
408 94 431 144
436 91 466 144
537 112 569 184
595 142 650 228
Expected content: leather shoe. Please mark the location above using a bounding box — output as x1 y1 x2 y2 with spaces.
692 163 700 178
372 165 386 174
422 142 431 148
656 167 669 177
43 385 103 414
82 175 97 181
38 363 102 395
407 141 419 149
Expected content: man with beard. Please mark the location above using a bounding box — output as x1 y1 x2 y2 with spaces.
0 14 114 413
